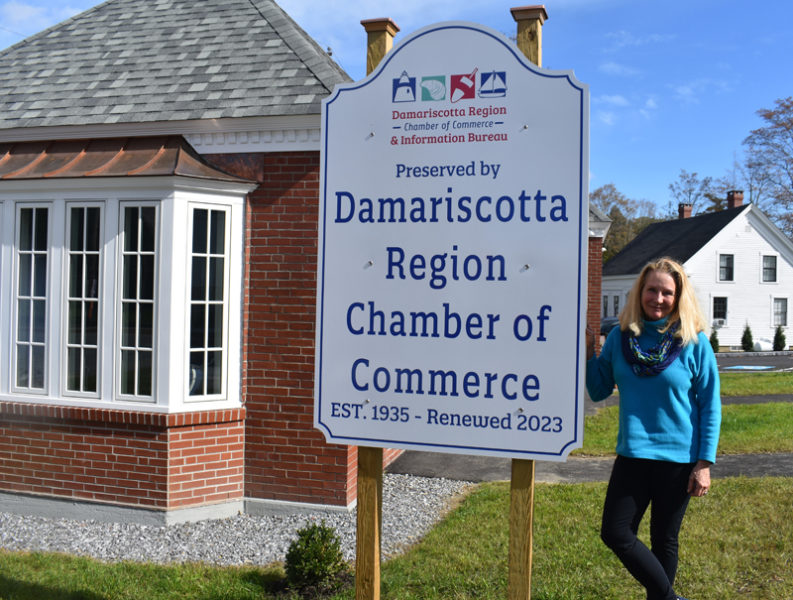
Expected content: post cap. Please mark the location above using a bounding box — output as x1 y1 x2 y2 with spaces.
360 17 400 36
510 5 549 24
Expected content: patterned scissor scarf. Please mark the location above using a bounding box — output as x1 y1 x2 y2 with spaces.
621 323 683 377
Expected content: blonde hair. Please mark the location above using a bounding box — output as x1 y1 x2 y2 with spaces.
618 257 706 345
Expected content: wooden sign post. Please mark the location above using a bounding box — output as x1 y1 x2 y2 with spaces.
508 10 548 600
355 18 400 600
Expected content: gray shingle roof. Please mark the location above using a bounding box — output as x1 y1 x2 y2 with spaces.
603 204 747 276
0 0 351 133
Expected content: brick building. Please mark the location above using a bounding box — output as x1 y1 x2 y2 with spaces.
0 0 608 523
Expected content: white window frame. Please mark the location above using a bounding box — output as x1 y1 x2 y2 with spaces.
12 203 52 395
115 202 159 403
62 202 104 399
773 297 787 327
186 203 231 403
713 296 728 323
762 254 778 284
718 253 734 282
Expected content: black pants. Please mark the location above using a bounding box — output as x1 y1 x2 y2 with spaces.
601 455 694 600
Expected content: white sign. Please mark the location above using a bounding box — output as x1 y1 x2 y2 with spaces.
315 22 589 460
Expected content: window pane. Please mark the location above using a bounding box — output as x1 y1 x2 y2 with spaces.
139 255 154 300
138 303 153 348
31 345 45 388
68 301 82 344
85 301 98 346
121 303 137 346
19 209 33 250
208 304 223 348
191 305 205 348
141 207 156 252
69 255 83 297
17 300 30 342
209 257 224 301
189 352 204 396
210 211 225 254
33 254 47 296
16 345 29 387
86 255 99 298
70 207 84 251
123 256 138 299
18 254 31 296
34 208 48 251
84 348 98 393
124 207 139 252
191 257 206 301
86 207 101 251
32 300 46 343
67 347 81 391
207 351 222 394
138 351 152 396
763 256 777 282
121 350 136 395
193 209 208 253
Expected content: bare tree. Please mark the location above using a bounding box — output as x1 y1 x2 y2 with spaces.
668 169 713 214
744 96 793 236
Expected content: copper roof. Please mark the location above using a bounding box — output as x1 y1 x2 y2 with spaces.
0 137 252 183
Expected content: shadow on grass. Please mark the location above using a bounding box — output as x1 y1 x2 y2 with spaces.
0 573 108 600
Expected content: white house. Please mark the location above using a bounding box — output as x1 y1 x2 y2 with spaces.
602 191 793 350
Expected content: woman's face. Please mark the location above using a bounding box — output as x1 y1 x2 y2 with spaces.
641 270 677 320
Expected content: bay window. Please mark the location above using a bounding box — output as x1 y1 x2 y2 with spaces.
0 177 248 412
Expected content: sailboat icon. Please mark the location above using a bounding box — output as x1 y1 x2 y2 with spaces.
479 71 507 97
392 71 416 103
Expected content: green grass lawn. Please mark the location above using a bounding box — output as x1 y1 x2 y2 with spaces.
2 477 790 599
576 401 793 456
720 371 793 396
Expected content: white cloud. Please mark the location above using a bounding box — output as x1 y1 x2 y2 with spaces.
596 94 630 107
605 29 675 51
599 61 639 77
1 1 46 27
671 78 730 104
597 110 617 126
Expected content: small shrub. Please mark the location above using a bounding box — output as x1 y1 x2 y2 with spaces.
741 324 754 352
773 325 786 351
709 329 720 353
285 520 347 594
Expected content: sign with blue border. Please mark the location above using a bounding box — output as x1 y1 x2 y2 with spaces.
315 22 589 460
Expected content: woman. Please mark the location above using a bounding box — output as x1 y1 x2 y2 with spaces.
586 257 721 600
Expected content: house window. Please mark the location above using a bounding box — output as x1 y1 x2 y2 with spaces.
118 205 157 400
65 205 102 395
763 255 778 283
613 295 619 317
774 298 788 327
602 295 608 318
15 206 49 391
719 254 734 281
188 207 228 398
713 297 727 322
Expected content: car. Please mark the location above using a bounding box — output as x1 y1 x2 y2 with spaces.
600 316 620 336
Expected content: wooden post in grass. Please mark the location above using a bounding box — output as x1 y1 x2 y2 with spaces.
355 19 400 600
508 7 548 599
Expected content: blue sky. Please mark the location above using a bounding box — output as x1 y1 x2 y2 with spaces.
1 0 790 214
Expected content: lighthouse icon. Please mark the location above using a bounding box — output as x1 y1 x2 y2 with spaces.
392 71 416 103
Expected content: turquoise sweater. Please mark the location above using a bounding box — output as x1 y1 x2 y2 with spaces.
586 319 721 464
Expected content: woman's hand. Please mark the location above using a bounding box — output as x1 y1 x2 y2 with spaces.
687 460 712 497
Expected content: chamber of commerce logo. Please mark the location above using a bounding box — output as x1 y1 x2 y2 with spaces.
392 68 507 104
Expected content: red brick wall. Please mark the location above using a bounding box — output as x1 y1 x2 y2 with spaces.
0 403 244 509
208 150 359 507
588 236 604 351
